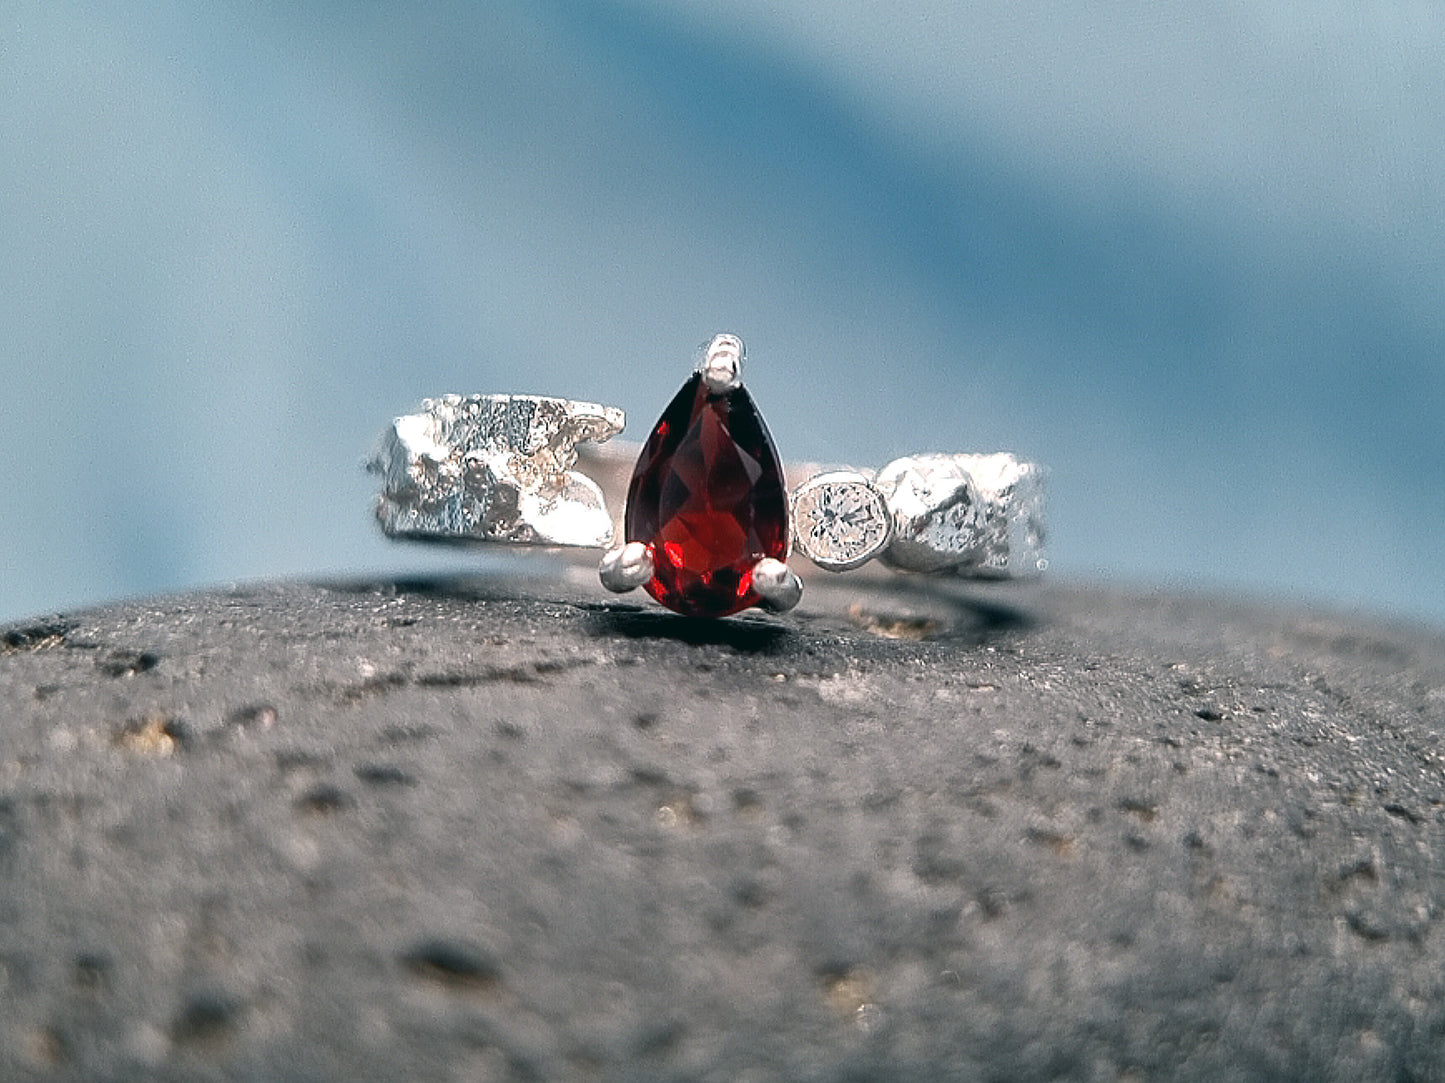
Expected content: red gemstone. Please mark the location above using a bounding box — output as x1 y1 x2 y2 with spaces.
625 371 789 617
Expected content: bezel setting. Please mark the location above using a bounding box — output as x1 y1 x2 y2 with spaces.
790 470 894 572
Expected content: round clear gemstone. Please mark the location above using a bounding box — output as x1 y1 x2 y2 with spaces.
791 473 892 572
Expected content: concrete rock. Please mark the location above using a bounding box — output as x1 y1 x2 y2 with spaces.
2 567 1444 1081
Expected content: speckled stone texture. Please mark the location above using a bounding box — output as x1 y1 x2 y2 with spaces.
2 568 1444 1082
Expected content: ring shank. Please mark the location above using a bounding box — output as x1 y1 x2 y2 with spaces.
578 443 1047 581
371 397 1045 580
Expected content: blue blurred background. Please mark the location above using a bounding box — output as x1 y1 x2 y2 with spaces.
4 2 1443 628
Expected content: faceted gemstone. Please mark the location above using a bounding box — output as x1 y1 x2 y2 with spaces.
624 371 788 617
790 472 892 571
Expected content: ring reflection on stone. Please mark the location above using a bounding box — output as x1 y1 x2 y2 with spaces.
370 335 1046 618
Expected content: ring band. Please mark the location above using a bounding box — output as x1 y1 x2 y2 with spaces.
369 404 1046 577
369 336 1046 617
789 453 1046 579
368 393 625 549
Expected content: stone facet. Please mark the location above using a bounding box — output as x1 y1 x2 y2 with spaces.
624 372 788 617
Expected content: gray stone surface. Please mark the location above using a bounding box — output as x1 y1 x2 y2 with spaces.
2 567 1444 1082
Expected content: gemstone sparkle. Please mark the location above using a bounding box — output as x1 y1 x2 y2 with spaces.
623 371 788 618
790 472 893 572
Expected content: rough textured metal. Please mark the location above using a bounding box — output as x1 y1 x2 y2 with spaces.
876 452 1046 578
791 470 894 571
369 394 624 548
2 577 1444 1081
956 451 1047 579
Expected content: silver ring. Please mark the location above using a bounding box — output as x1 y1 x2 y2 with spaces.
370 335 1046 617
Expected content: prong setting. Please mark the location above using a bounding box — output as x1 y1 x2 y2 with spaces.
698 333 744 394
751 557 802 612
599 541 654 593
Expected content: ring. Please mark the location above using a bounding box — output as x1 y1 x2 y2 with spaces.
369 334 1046 619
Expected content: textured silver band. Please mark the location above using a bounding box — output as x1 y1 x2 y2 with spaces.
368 394 625 548
790 453 1047 579
370 396 1046 579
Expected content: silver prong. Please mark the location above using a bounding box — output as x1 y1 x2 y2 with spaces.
698 333 744 394
751 557 802 612
599 541 654 593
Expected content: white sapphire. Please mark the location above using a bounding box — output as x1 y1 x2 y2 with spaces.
790 472 893 572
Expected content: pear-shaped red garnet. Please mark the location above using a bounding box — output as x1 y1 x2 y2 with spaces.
624 371 789 618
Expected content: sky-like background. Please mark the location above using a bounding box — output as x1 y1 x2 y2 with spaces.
3 2 1443 627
